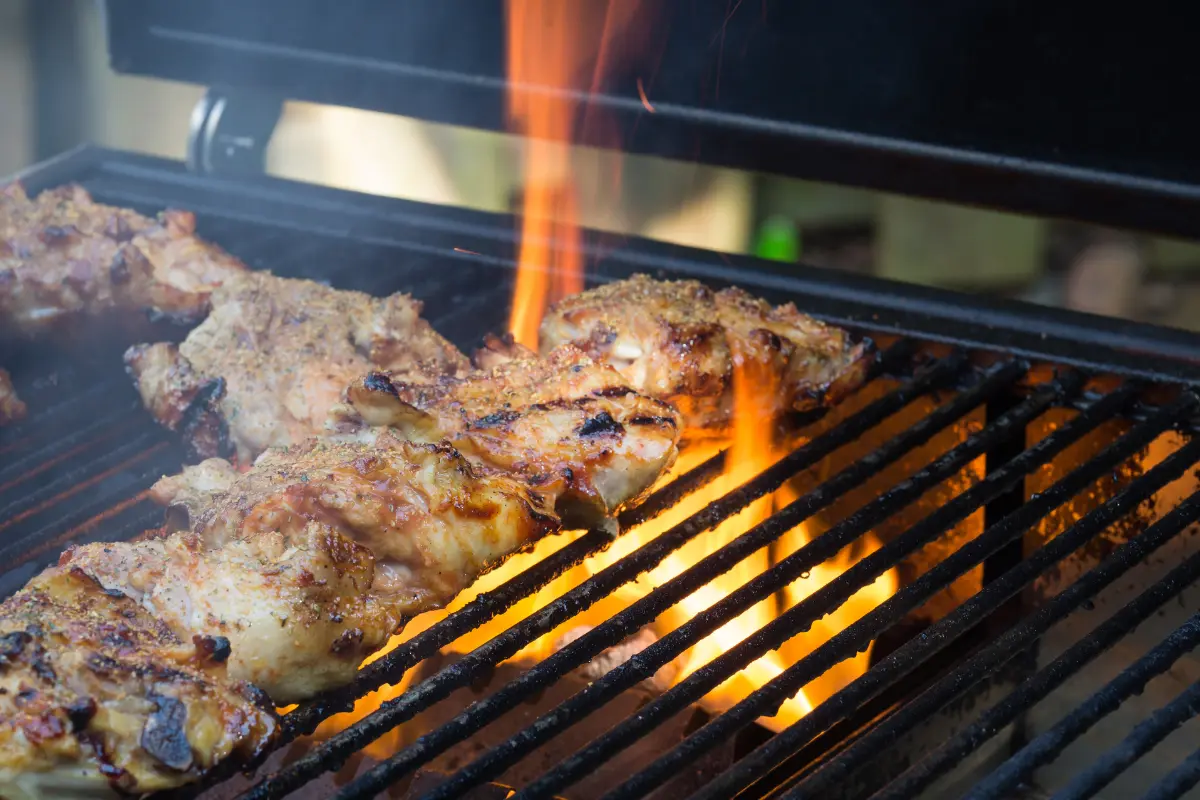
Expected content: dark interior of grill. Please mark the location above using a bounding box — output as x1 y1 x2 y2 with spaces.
3 146 1200 800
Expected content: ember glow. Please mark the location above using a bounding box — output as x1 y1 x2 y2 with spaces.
505 0 646 347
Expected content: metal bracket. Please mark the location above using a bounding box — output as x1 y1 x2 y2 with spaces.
186 88 284 177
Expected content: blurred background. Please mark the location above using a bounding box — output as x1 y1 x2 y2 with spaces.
3 0 1200 331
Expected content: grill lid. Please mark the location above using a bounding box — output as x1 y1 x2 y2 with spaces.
104 0 1200 236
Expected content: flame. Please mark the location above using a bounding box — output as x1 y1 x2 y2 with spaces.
310 0 897 750
505 0 647 348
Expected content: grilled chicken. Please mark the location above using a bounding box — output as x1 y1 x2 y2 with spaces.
149 458 240 531
78 434 558 702
126 272 470 463
471 331 536 370
0 182 245 334
538 274 874 432
0 367 25 426
0 566 276 799
327 344 682 528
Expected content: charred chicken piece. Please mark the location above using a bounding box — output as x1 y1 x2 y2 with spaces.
126 271 470 463
0 566 276 799
0 367 26 426
328 345 682 528
0 182 245 333
81 434 558 703
538 274 875 432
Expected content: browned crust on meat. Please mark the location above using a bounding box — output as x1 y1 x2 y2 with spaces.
0 566 276 794
538 274 875 432
0 182 246 335
124 343 230 460
126 272 470 463
330 345 682 528
193 434 560 604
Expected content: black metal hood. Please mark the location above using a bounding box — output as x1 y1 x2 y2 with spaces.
104 0 1200 237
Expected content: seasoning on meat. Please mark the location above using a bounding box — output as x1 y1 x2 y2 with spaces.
126 272 470 462
538 274 875 433
0 566 276 798
86 433 559 703
328 344 682 528
0 182 245 333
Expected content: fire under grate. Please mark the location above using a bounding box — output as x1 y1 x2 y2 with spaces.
4 150 1200 800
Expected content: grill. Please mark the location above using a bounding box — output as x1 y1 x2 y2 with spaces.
9 3 1200 798
4 147 1200 799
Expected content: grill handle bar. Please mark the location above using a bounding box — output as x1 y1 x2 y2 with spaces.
874 511 1200 799
364 364 1066 800
664 397 1200 800
236 346 963 800
776 463 1200 798
1053 678 1200 800
1142 745 1200 800
427 370 1087 800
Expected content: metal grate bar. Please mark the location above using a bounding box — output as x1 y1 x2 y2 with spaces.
0 381 133 480
1053 678 1200 800
0 428 160 523
237 348 967 800
775 448 1200 800
1142 745 1200 800
612 394 1196 800
816 489 1200 800
967 599 1200 799
344 363 1056 800
874 515 1200 800
431 372 1094 800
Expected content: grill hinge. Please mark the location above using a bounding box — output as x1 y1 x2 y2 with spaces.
187 88 284 177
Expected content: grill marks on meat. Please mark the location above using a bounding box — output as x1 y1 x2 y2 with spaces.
328 345 682 528
538 274 875 432
0 182 245 332
0 566 276 798
76 434 558 703
125 272 470 462
0 367 26 426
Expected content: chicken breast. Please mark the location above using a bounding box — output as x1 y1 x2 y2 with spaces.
327 345 682 528
538 274 875 432
0 182 245 334
125 272 470 462
0 565 276 799
0 367 26 426
79 435 559 702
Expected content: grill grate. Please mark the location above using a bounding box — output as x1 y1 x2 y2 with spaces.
4 150 1200 800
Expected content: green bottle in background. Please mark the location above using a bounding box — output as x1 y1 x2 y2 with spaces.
754 215 801 263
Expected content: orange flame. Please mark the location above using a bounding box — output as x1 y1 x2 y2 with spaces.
505 0 647 348
310 1 898 752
